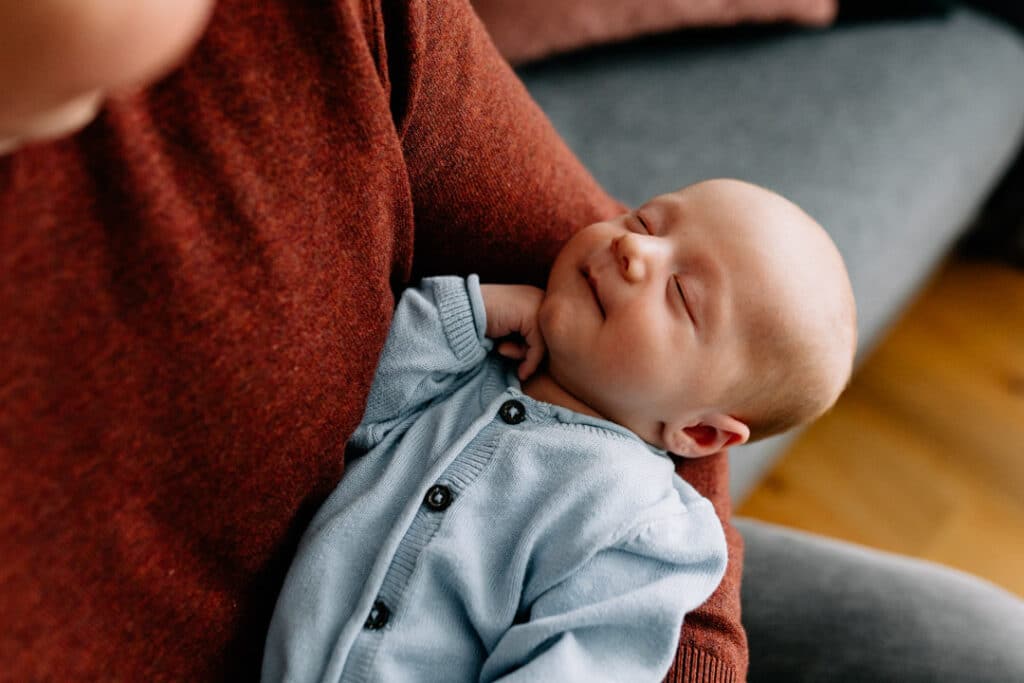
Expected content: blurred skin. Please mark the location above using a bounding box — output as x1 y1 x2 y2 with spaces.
525 179 855 458
0 0 215 153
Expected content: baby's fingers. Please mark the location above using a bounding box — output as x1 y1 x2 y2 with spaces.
517 330 547 381
496 340 527 360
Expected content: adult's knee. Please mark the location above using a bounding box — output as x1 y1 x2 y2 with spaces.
738 518 1024 683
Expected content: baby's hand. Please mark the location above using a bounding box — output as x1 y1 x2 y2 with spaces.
479 284 547 381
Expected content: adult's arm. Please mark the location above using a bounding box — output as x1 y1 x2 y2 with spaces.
393 1 748 679
0 0 213 152
673 453 748 682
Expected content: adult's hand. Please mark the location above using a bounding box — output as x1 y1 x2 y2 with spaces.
0 0 215 153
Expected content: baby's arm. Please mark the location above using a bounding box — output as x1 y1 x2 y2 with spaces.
480 505 727 683
351 276 490 449
352 277 547 450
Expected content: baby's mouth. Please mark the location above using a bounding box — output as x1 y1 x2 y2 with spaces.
581 266 606 319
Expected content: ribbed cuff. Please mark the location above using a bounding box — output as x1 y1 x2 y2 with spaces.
664 645 739 683
465 274 487 341
432 275 488 362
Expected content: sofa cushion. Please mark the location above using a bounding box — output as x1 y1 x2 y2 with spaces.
472 0 837 65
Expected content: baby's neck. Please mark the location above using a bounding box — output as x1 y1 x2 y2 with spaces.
520 369 604 420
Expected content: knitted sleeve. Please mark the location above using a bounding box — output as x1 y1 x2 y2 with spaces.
351 276 490 449
480 502 728 683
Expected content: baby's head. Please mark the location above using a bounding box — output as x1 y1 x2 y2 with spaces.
538 179 856 457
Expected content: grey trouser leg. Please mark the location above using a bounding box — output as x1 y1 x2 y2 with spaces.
737 518 1024 682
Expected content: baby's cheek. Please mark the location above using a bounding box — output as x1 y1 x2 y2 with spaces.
620 328 686 390
598 337 660 388
607 316 663 359
539 302 595 369
538 300 574 350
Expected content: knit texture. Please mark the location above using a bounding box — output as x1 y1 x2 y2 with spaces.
263 276 727 682
0 0 745 680
264 274 729 679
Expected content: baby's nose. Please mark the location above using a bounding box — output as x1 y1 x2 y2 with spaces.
613 234 647 283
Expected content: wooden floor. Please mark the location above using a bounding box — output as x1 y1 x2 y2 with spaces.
739 258 1024 597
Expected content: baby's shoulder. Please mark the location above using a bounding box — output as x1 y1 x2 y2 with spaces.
523 429 706 524
613 477 724 561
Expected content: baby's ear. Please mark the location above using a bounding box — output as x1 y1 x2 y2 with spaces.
664 414 750 458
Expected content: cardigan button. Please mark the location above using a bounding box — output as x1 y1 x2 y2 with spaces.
365 600 390 630
499 399 526 425
424 484 453 511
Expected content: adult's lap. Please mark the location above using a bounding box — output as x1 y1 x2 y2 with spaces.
738 518 1024 682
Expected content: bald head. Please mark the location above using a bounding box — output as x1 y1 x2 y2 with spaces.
678 179 857 440
535 177 856 456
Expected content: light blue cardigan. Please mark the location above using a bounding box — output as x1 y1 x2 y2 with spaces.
262 276 727 683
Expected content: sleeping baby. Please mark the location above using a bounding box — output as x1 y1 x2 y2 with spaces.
262 178 857 682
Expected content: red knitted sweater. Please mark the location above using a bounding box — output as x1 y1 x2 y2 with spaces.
0 1 745 680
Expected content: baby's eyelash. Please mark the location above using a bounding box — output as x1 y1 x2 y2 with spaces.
674 276 696 327
633 212 650 233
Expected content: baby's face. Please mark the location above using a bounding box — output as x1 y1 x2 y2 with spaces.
538 179 853 451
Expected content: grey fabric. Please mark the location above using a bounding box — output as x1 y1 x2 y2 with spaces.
519 9 1024 499
737 518 1024 682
